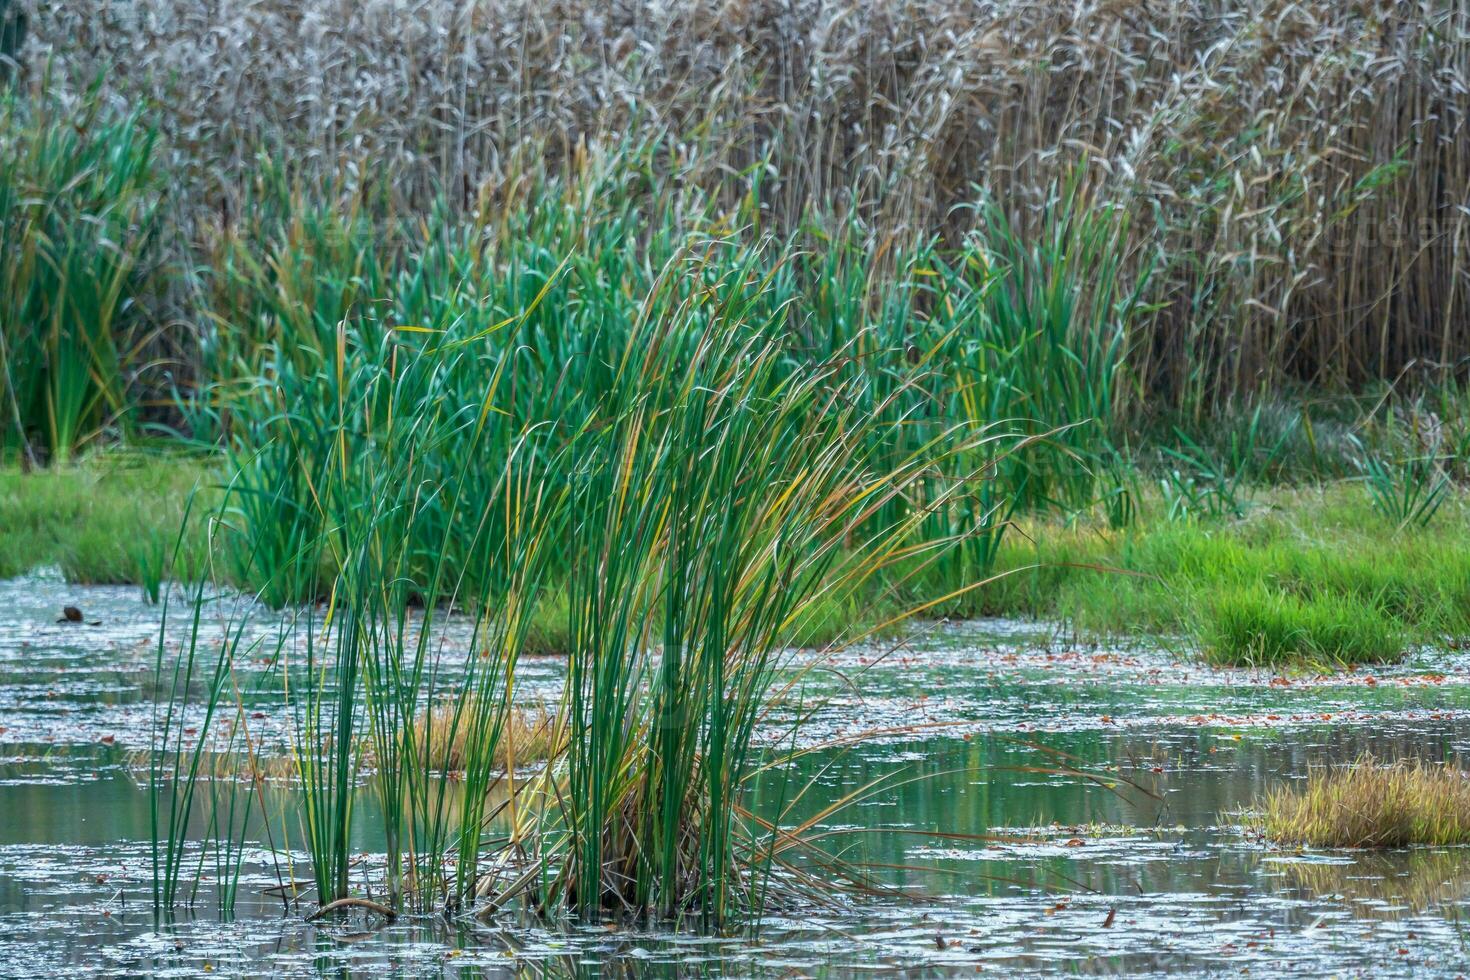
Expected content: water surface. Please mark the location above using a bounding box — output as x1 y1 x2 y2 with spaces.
3 571 1469 976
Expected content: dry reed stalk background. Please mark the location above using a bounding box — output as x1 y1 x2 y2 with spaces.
14 0 1470 405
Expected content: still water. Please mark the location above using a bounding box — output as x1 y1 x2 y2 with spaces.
3 570 1469 976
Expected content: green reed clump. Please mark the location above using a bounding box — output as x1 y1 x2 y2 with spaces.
958 179 1147 510
1360 454 1452 532
155 315 564 914
0 83 163 464
518 238 1002 924
1258 757 1470 848
154 212 1015 924
193 146 1077 609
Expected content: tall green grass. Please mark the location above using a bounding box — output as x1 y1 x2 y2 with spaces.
517 240 1004 922
188 147 1112 604
0 83 162 464
969 485 1470 664
151 217 1018 924
0 451 209 581
155 320 564 913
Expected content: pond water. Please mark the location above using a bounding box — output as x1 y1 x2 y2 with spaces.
3 571 1470 976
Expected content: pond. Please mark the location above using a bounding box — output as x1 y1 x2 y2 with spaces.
3 570 1470 976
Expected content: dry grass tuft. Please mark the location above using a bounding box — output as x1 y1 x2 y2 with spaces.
411 699 561 773
1258 756 1470 848
136 702 560 782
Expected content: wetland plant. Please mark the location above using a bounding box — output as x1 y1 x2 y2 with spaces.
153 305 564 913
518 245 998 924
1257 757 1470 848
0 84 163 464
1201 585 1404 667
150 494 278 910
151 236 1014 926
1360 453 1451 532
953 179 1146 515
28 0 1470 416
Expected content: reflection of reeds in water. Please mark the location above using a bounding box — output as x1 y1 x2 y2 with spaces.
1257 756 1470 848
1270 849 1470 922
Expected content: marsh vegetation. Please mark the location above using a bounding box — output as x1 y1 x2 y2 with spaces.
2 0 1470 971
1258 757 1470 848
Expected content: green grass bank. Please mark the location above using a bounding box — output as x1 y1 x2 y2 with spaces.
968 485 1470 666
8 455 1464 666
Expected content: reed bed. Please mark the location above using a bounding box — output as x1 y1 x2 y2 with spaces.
1 0 1463 934
10 0 1470 411
0 82 164 464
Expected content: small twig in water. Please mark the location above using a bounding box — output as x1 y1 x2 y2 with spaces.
306 897 396 923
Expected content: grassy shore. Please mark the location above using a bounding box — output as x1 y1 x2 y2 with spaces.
977 485 1470 666
0 452 211 584
8 455 1463 666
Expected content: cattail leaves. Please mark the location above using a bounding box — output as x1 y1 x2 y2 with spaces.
0 87 163 463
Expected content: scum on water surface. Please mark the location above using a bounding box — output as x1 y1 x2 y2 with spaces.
4 572 1470 976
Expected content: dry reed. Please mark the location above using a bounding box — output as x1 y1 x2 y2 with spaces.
137 703 559 782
